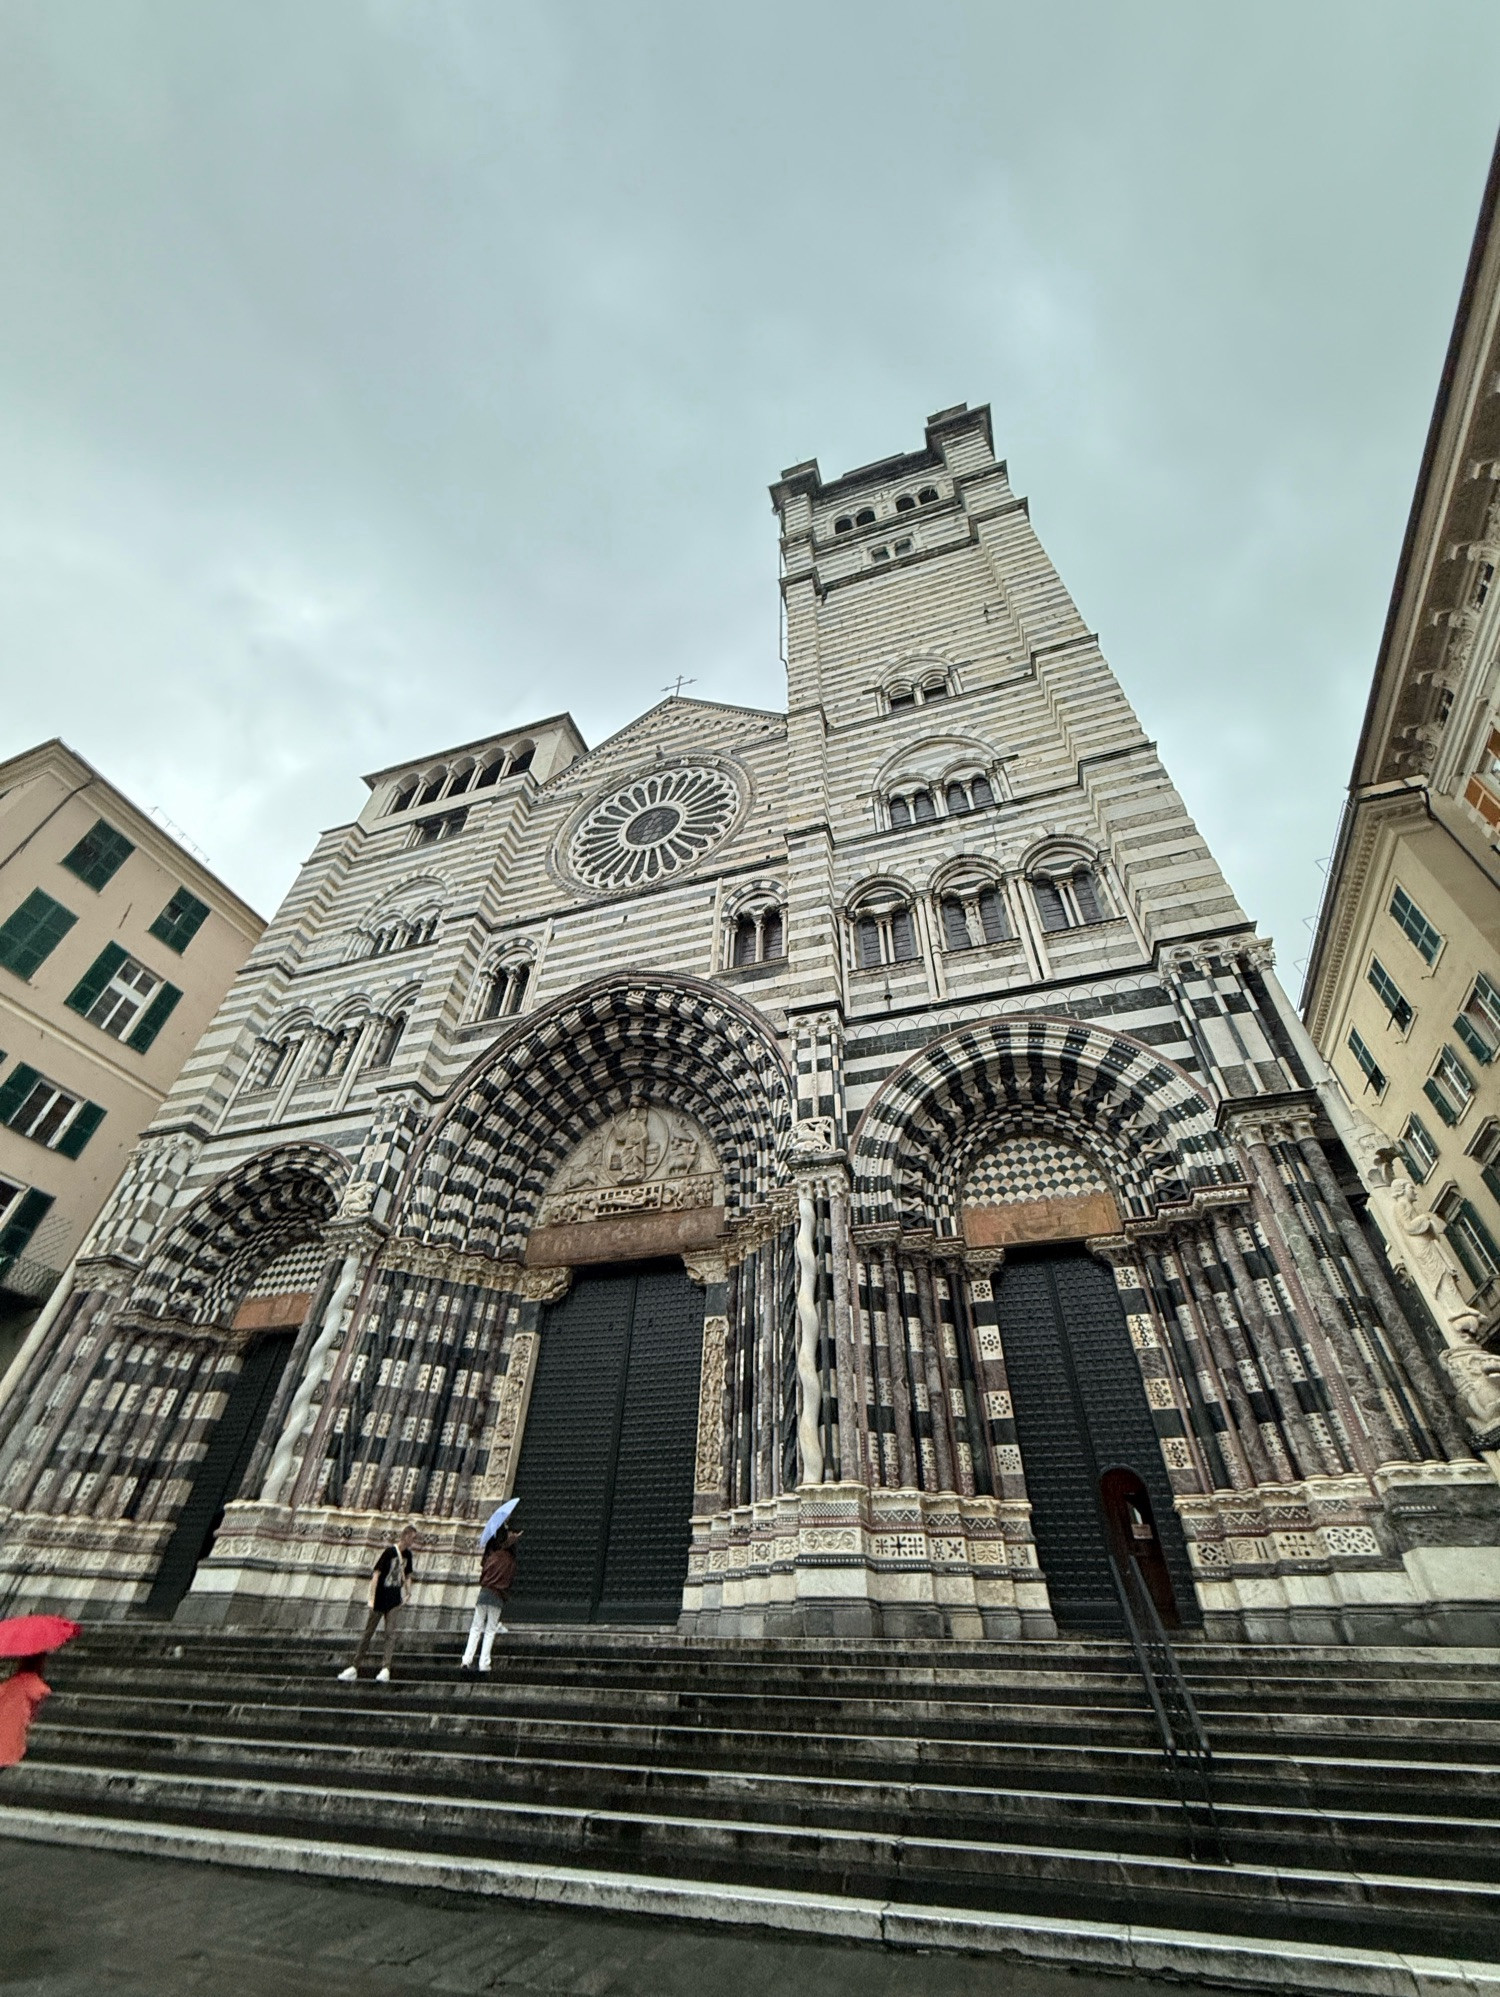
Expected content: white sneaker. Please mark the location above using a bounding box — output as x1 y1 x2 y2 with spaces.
337 1666 357 1682
494 1623 508 1634
478 1663 492 1674
376 1667 390 1682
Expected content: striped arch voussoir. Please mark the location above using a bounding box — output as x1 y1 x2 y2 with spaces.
127 1143 349 1327
398 973 795 1259
849 1015 1240 1235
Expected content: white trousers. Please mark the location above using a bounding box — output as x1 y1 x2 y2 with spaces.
462 1599 505 1669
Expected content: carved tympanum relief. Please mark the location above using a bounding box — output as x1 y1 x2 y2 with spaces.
537 1100 724 1227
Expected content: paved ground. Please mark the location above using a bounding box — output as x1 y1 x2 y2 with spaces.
0 1839 1220 1997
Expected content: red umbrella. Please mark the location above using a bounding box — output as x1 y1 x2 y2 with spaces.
0 1615 80 1658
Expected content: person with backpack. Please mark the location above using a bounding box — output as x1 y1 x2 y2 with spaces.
337 1524 417 1682
461 1522 522 1674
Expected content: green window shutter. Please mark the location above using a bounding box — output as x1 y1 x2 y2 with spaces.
0 1064 41 1128
61 819 135 891
125 981 182 1052
1423 1078 1458 1127
0 891 77 979
149 887 210 954
65 943 129 1018
0 1188 53 1269
54 1100 104 1159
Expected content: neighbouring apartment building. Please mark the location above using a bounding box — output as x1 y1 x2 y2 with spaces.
0 741 264 1366
1304 137 1500 1409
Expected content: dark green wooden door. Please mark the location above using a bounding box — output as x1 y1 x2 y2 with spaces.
510 1262 704 1624
142 1332 295 1620
996 1251 1198 1632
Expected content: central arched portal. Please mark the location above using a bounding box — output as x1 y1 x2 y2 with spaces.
510 1260 705 1624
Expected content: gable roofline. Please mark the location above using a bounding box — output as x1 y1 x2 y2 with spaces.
0 736 265 931
576 695 786 769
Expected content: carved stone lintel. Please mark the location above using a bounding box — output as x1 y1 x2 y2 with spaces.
378 1239 521 1291
519 1266 572 1305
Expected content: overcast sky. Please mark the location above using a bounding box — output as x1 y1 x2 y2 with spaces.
2 3 1497 990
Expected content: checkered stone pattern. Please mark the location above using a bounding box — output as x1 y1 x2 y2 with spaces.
243 1238 329 1301
963 1133 1109 1208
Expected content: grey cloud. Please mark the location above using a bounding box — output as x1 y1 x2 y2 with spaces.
0 0 1496 980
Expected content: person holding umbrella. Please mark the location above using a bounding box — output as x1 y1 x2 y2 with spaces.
0 1615 80 1769
461 1499 522 1675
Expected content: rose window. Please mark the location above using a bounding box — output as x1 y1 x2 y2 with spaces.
567 766 739 891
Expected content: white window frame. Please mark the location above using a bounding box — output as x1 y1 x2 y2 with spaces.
85 953 162 1041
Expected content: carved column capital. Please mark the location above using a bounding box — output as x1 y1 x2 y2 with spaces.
519 1265 572 1305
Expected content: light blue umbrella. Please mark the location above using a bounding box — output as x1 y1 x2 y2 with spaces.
480 1498 519 1545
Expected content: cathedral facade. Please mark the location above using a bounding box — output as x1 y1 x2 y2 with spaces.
1 403 1496 1644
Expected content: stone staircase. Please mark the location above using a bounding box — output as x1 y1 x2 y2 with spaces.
5 1625 1500 1980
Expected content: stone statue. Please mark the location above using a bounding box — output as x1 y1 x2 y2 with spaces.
1388 1170 1483 1338
1441 1337 1500 1433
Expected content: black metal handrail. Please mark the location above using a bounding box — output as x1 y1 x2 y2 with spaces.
1107 1551 1227 1865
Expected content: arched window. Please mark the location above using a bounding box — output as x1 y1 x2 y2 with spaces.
1031 864 1108 933
895 494 915 513
937 882 1011 952
977 887 1009 942
920 676 948 703
852 895 921 969
474 756 504 788
326 1022 362 1078
509 744 535 775
390 781 418 814
912 790 936 823
482 961 530 1020
446 763 476 797
729 903 785 968
971 773 995 809
917 487 939 504
855 507 876 527
1071 869 1104 924
888 688 917 713
253 1035 298 1092
889 795 911 828
945 781 971 816
834 516 853 534
416 772 446 807
368 1012 407 1070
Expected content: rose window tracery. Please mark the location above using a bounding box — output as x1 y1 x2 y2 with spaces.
566 766 739 891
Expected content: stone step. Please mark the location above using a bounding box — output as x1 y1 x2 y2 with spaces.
9 1756 1500 1958
50 1659 1500 1764
27 1720 1500 1883
41 1690 1500 1808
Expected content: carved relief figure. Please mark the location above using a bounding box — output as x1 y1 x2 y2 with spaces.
538 1104 722 1227
1388 1170 1483 1339
1441 1338 1500 1432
